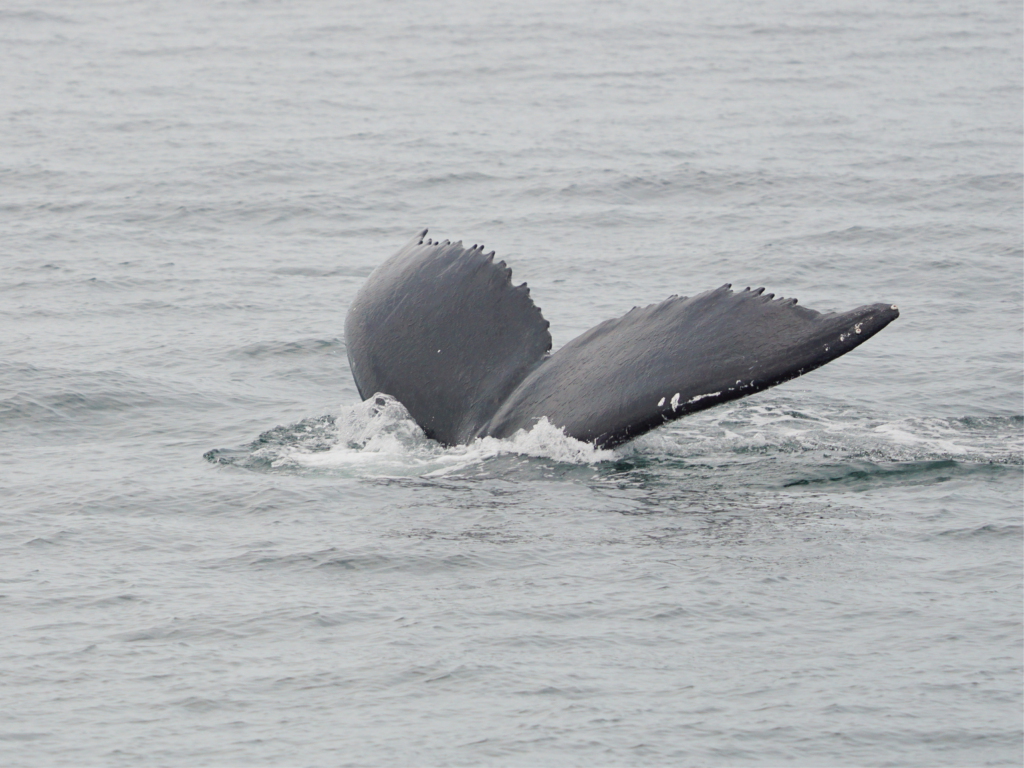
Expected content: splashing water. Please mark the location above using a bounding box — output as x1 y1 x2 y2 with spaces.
205 394 1021 480
206 394 617 477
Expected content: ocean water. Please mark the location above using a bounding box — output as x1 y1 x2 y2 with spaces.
2 0 1022 765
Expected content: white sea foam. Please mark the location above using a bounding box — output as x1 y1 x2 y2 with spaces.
273 394 616 476
264 395 1021 477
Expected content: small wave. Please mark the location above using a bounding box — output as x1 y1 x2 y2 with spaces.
271 267 368 278
0 364 218 428
779 459 997 490
230 337 344 360
0 9 76 23
934 522 1023 540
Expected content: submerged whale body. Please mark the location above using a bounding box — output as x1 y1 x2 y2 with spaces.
345 230 899 450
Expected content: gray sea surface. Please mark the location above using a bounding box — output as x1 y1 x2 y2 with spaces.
2 1 1022 765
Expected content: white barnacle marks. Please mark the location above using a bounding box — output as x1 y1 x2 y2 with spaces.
659 390 722 413
687 391 720 404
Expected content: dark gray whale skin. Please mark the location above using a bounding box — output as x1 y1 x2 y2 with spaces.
345 230 899 449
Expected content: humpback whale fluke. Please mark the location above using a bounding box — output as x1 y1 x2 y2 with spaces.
344 230 899 449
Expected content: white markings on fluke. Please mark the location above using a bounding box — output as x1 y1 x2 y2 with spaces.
687 391 721 404
661 391 722 413
854 323 862 334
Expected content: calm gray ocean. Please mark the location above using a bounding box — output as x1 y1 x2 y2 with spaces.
2 0 1022 765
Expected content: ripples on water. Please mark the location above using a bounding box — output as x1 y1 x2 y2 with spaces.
2 0 1022 765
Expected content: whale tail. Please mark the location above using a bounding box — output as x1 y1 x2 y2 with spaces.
345 231 899 449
